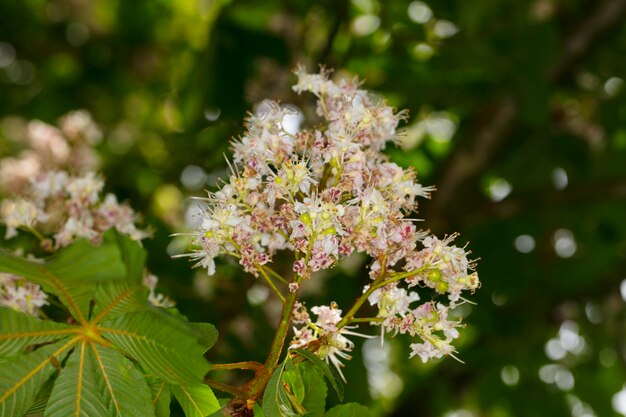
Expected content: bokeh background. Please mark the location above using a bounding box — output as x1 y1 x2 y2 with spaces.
1 0 626 416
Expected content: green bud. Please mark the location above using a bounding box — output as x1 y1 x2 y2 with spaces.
435 281 448 293
428 269 442 282
301 213 311 225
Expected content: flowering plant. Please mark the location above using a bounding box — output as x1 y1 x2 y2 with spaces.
0 67 479 417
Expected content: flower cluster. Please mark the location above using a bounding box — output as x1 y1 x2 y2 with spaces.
0 111 170 316
0 110 102 195
185 66 480 373
290 302 372 381
1 171 148 248
0 272 48 316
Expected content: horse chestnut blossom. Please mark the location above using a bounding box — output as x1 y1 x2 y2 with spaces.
184 66 480 378
0 110 101 195
0 111 170 316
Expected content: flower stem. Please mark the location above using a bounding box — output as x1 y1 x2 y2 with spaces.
350 317 384 323
259 267 286 302
261 265 289 285
337 265 430 330
25 226 45 242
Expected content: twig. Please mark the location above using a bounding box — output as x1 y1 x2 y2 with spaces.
204 378 247 398
210 361 263 372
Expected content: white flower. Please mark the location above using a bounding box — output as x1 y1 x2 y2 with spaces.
1 199 42 239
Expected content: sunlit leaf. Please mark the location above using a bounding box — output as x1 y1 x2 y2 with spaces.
0 338 77 417
0 307 75 357
172 383 220 417
44 341 109 417
0 231 126 322
148 378 171 417
90 343 155 417
100 311 210 385
190 322 218 353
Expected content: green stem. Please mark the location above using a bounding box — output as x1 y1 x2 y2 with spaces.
372 269 426 290
204 378 247 398
25 226 46 242
350 317 385 323
262 265 289 285
337 265 430 330
336 283 378 330
245 283 301 400
259 267 286 302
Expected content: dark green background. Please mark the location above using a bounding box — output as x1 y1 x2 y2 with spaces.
1 0 626 416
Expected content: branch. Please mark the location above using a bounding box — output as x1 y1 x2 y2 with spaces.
425 0 626 233
204 378 247 398
317 0 349 66
550 0 626 81
210 361 263 372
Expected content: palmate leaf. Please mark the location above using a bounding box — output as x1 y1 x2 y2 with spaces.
90 343 155 417
190 323 218 353
0 307 75 357
44 341 110 417
0 231 126 322
100 311 210 386
147 378 171 417
0 338 77 417
91 231 151 322
23 379 54 416
0 231 216 417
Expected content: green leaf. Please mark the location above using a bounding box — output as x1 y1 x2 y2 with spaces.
90 343 156 417
44 341 109 417
172 383 220 417
24 379 54 416
92 233 151 321
324 403 370 417
0 307 74 357
298 362 326 417
253 404 266 417
292 349 344 401
148 378 171 417
283 357 305 404
262 361 298 417
0 232 215 417
0 339 75 417
92 281 150 322
189 323 218 354
207 398 229 417
282 370 305 405
0 231 126 322
100 311 210 385
110 229 147 283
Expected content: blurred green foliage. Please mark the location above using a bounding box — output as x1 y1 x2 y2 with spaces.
1 0 626 416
